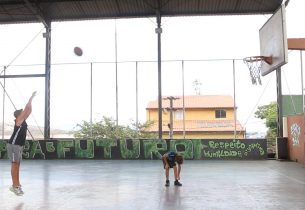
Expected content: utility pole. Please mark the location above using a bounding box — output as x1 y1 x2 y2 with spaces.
165 96 179 139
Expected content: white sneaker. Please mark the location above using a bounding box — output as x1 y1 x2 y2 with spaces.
17 185 24 195
9 186 23 196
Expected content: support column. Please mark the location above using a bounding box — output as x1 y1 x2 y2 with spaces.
181 61 186 139
276 68 283 137
90 62 93 138
44 21 51 139
233 60 237 139
156 10 163 139
135 61 139 133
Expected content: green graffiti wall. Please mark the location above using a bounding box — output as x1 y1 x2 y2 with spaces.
0 139 267 160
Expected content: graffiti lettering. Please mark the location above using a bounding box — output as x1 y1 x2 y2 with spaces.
29 141 46 159
204 150 242 158
120 139 140 159
46 141 56 152
244 143 265 156
170 140 193 159
0 139 267 160
57 140 74 158
143 139 166 159
203 140 265 159
0 140 6 158
208 140 245 150
75 140 94 158
96 139 117 159
191 140 204 159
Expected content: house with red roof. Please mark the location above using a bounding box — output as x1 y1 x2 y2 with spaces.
146 95 245 139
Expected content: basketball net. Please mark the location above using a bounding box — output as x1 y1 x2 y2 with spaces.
243 56 270 85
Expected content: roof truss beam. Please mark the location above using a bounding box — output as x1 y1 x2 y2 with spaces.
23 0 48 27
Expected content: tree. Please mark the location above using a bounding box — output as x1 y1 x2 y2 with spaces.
74 116 158 139
255 102 277 155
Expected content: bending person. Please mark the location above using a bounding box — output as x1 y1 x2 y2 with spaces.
162 151 183 187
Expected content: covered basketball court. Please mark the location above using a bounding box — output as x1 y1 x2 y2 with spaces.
1 1 305 209
0 0 284 139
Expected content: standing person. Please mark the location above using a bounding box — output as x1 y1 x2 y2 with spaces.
162 151 183 187
7 91 36 196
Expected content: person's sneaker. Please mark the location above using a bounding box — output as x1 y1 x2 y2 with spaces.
174 180 182 186
165 180 170 187
17 186 24 195
9 186 23 196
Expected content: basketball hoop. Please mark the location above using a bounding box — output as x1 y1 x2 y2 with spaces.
243 56 272 85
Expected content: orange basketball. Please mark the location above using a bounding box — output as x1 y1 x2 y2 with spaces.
74 47 83 56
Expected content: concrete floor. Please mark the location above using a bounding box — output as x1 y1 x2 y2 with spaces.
1 160 305 210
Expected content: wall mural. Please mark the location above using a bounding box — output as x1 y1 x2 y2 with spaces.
290 123 301 146
0 139 267 160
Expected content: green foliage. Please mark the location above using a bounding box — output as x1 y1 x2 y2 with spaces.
74 116 158 139
255 102 277 146
255 102 277 129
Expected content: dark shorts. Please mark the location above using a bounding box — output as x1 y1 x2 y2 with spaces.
7 143 23 163
162 158 176 169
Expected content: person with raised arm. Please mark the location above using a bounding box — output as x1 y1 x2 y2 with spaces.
7 91 36 196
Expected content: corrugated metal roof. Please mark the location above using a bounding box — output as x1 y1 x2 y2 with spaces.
146 95 235 109
0 0 283 24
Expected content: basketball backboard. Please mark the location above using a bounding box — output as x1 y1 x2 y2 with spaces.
260 4 288 76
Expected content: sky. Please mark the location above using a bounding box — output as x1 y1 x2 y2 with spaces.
0 0 305 138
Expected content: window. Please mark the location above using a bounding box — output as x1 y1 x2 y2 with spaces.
175 110 184 120
215 109 226 118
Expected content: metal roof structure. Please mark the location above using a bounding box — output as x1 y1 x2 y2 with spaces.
0 0 283 25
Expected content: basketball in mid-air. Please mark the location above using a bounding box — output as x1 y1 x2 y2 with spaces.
74 47 83 56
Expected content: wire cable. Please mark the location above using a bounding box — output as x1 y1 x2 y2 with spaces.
239 71 275 136
11 78 44 137
0 27 45 140
0 80 35 140
0 27 44 75
282 70 297 114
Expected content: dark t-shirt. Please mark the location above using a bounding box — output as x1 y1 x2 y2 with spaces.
166 151 177 167
8 121 28 146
